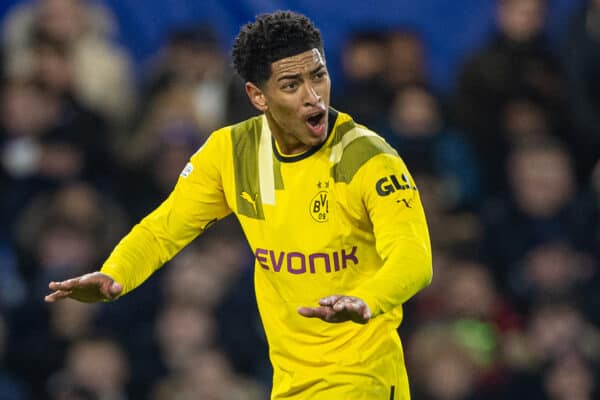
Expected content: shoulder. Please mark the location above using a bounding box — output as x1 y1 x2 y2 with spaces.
330 111 399 184
229 114 263 145
194 114 262 154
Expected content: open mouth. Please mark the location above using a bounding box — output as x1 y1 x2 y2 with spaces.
307 112 325 127
305 111 327 136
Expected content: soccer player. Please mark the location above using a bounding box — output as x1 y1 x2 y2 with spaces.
45 11 432 399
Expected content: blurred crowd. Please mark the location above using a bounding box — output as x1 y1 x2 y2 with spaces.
0 0 598 399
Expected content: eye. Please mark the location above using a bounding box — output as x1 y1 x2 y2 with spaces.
313 71 327 81
281 81 298 91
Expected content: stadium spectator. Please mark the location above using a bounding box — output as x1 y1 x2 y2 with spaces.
541 351 598 400
47 337 130 400
334 29 391 128
383 83 482 210
151 349 267 400
481 140 598 290
2 0 136 127
140 25 254 134
383 29 428 90
115 85 207 220
453 0 566 192
561 0 600 178
407 321 492 400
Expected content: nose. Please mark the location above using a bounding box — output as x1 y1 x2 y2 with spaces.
303 83 322 106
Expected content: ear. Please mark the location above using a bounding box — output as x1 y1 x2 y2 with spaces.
245 82 268 112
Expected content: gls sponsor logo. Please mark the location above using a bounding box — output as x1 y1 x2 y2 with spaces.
255 246 358 275
375 173 417 196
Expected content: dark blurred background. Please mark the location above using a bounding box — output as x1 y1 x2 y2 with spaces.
0 0 599 399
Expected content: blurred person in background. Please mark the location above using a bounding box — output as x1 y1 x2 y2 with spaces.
407 172 481 253
383 83 482 210
562 0 600 179
453 0 567 193
47 337 130 400
481 140 598 292
404 257 523 398
481 91 564 191
115 85 207 220
407 322 494 400
499 302 600 398
383 29 428 91
441 259 521 333
2 0 136 128
4 182 126 398
0 33 113 225
154 302 216 373
5 298 102 398
507 240 597 314
333 29 391 128
0 78 84 224
140 25 254 135
44 11 432 400
14 181 127 288
541 351 598 400
28 28 111 174
151 349 267 400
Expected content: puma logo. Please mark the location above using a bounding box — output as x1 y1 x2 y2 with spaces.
241 191 258 214
396 198 413 208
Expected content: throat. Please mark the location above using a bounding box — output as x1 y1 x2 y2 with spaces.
273 135 311 156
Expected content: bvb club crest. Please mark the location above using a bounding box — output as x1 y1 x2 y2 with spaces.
309 181 330 222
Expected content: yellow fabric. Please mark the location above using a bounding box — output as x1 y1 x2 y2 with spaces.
101 111 432 399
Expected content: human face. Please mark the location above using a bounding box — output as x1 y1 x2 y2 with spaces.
498 0 546 42
249 48 331 155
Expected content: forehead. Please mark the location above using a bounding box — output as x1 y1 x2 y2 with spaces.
270 48 325 77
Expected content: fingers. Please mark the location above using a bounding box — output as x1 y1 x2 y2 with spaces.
100 281 123 300
44 290 73 303
319 295 342 306
332 297 359 311
45 272 121 303
48 277 82 291
299 296 372 324
332 298 371 319
297 306 335 320
108 282 123 296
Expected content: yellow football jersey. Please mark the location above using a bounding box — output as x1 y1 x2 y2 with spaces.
101 109 432 399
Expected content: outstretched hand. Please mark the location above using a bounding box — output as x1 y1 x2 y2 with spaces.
297 295 371 324
44 272 122 303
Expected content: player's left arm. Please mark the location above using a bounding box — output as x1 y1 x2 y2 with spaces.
346 153 432 317
298 153 432 323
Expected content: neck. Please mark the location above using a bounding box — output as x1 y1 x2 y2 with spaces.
265 113 310 155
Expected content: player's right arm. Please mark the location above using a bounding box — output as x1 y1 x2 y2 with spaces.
45 130 232 303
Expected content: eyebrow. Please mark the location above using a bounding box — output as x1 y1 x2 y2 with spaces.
276 65 325 82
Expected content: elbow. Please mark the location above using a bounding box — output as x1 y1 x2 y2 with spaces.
418 248 433 291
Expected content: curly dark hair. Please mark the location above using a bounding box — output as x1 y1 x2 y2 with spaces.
232 11 323 86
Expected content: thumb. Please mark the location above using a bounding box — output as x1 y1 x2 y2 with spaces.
108 281 123 297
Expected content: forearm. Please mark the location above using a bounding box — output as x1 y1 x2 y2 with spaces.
100 196 207 295
100 221 196 295
349 225 432 317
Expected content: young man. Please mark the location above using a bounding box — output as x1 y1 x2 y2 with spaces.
45 11 432 399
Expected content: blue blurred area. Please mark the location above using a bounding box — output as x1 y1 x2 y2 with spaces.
0 0 587 92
